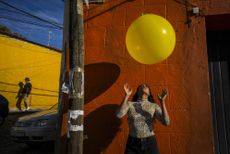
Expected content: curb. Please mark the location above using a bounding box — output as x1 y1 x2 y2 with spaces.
9 109 44 115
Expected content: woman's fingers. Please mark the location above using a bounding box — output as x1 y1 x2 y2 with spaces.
124 83 128 90
158 89 168 101
129 88 132 93
124 83 132 95
157 94 162 99
162 89 168 96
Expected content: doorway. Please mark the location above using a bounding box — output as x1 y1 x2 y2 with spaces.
206 14 230 154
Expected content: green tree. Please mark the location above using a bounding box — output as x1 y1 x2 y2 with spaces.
0 25 26 39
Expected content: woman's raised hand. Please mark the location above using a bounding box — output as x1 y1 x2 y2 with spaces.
158 88 168 102
124 83 132 96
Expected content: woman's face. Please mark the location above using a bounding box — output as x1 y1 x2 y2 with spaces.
142 84 150 96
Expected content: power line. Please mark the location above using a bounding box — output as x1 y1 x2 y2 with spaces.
0 0 63 27
0 7 59 27
0 7 63 30
0 7 30 16
0 0 63 29
0 15 62 30
0 15 61 30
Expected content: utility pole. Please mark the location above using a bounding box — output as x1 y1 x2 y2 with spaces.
67 0 84 153
56 0 84 153
56 0 70 153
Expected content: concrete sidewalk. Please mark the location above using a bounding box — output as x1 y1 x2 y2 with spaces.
9 108 44 114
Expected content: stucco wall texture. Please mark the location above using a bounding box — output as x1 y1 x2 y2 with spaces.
82 0 230 153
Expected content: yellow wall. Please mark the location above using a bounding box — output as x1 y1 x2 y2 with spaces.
0 34 61 109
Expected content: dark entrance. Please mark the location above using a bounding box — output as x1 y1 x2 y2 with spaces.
206 14 230 154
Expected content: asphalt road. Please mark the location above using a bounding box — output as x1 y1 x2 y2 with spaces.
0 111 54 154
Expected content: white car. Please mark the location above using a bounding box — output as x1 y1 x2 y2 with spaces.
10 104 58 146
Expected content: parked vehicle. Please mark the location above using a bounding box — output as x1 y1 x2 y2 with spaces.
10 103 58 146
0 94 9 126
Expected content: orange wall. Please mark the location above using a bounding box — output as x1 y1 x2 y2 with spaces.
201 0 230 15
83 0 229 153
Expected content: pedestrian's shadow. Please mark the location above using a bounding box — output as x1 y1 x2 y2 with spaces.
16 82 24 110
16 82 24 98
84 104 121 154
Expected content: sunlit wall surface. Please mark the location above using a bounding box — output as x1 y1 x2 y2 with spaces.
0 34 61 109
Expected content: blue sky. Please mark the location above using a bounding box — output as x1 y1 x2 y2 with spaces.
0 0 64 49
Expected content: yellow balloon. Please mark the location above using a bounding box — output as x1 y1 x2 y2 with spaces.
126 14 176 64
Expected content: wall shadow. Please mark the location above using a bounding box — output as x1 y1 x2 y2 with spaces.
84 104 121 154
85 62 120 104
57 62 120 153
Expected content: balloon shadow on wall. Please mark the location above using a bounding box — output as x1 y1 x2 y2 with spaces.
84 62 121 153
58 62 120 153
85 62 120 104
84 104 121 154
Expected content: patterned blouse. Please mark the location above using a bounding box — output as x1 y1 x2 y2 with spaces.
116 100 170 138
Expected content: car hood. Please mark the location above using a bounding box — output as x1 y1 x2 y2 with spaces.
18 110 58 122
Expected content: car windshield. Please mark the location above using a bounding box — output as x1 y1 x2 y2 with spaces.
49 103 58 111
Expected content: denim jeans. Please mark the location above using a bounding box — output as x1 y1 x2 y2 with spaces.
124 135 159 154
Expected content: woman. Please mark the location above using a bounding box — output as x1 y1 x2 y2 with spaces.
116 83 170 154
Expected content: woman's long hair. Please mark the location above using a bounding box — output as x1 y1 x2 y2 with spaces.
132 84 158 124
132 84 155 103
